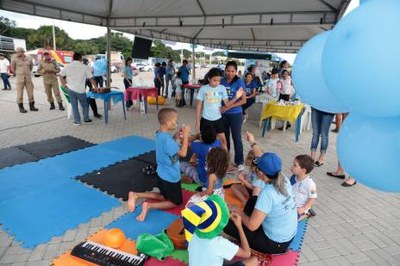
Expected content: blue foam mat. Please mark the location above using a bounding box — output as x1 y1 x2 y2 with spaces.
106 206 178 240
288 219 308 252
0 162 60 202
97 136 155 158
0 180 120 249
0 136 155 203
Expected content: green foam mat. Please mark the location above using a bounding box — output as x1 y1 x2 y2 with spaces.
171 249 189 264
181 183 199 192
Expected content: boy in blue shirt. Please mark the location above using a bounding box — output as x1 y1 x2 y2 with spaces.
127 108 191 222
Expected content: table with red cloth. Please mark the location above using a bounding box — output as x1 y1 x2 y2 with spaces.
182 83 201 107
125 86 158 114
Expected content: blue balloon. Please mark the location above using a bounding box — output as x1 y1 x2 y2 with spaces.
337 113 400 192
322 0 400 117
292 32 349 113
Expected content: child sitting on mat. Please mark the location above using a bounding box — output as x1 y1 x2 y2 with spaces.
230 150 265 203
127 108 190 222
183 195 258 266
180 125 221 185
290 154 318 221
186 147 228 207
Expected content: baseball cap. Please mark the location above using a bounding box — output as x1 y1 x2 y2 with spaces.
253 152 282 178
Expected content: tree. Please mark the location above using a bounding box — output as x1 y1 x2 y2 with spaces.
72 40 99 55
27 26 74 50
150 40 181 62
0 16 17 36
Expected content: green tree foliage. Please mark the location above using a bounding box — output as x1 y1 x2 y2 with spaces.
72 40 99 55
3 17 191 61
27 26 74 50
0 16 17 36
150 40 181 62
212 51 226 56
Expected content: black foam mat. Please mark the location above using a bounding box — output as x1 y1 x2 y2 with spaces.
76 158 159 201
134 149 193 166
0 136 94 170
0 147 38 169
18 136 94 159
134 150 156 166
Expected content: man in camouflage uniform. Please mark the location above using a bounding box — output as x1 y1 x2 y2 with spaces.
37 51 64 110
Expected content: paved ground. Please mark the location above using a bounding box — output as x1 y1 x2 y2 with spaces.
0 71 399 266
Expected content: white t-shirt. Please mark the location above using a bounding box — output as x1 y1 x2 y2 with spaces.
188 234 238 266
292 176 317 208
0 58 10 73
280 77 293 95
60 60 93 93
174 78 183 93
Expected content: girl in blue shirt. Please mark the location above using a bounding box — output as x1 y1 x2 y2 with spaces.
220 61 247 167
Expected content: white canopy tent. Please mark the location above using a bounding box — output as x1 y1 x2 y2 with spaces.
1 0 351 82
1 0 350 53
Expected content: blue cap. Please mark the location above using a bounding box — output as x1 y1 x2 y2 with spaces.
254 152 282 178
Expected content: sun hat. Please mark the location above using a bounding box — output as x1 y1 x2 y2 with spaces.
253 152 282 178
181 195 229 241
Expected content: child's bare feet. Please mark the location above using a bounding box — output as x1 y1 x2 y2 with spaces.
136 202 150 222
127 192 137 212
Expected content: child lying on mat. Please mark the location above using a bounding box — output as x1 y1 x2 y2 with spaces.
231 150 265 203
180 125 221 185
185 147 228 207
183 195 258 266
290 154 318 221
127 108 190 222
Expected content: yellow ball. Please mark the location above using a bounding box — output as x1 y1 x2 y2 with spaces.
147 96 165 105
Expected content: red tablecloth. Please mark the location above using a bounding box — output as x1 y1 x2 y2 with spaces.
182 84 201 89
125 86 158 101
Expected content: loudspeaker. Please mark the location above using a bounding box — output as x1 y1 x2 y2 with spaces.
132 37 152 59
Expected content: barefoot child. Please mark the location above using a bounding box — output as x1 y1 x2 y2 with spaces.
185 147 228 207
183 195 258 266
127 108 190 221
290 154 317 221
231 150 265 203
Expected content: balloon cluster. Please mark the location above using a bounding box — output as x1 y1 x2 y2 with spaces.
292 0 400 192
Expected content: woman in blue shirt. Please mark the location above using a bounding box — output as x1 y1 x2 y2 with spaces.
123 57 134 108
242 72 257 122
220 61 247 167
224 132 298 254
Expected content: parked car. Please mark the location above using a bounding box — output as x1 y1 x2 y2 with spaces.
132 63 153 72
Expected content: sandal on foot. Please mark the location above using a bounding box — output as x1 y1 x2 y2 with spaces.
342 181 357 187
327 172 346 179
314 161 324 167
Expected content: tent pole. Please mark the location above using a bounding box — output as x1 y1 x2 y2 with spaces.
106 0 113 88
192 40 196 80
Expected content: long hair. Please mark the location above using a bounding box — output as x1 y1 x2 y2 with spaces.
269 173 288 197
206 147 229 179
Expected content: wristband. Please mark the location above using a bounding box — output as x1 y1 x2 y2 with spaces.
251 142 257 148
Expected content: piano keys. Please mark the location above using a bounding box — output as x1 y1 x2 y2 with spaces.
71 240 147 266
